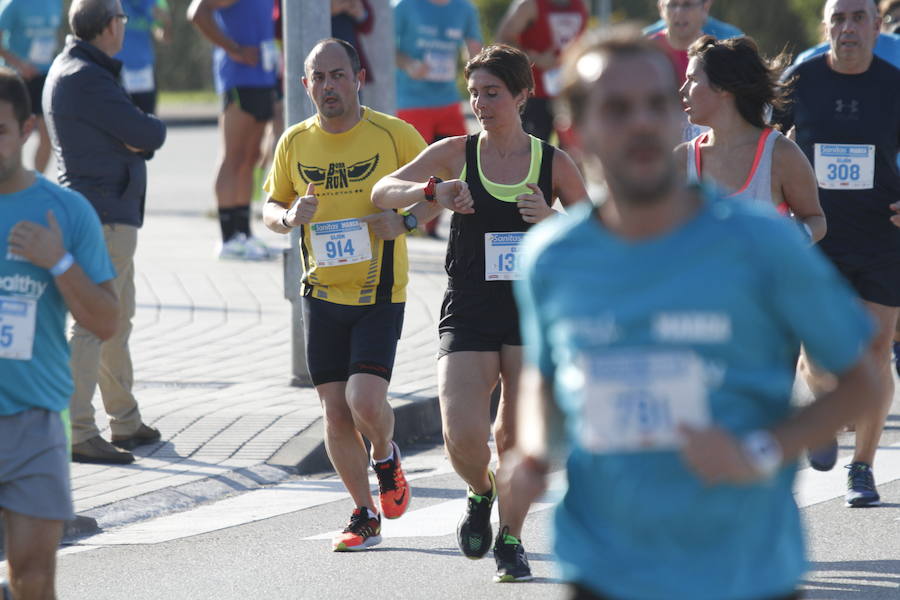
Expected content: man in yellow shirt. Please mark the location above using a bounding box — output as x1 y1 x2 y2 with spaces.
263 38 436 551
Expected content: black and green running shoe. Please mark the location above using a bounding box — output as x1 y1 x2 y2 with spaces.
456 470 497 559
493 526 533 583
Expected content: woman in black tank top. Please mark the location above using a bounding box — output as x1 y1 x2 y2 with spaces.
372 44 586 582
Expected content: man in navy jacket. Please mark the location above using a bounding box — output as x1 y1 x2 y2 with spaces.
44 0 167 465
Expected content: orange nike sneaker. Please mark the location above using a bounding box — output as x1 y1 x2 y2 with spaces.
373 440 410 519
332 507 382 551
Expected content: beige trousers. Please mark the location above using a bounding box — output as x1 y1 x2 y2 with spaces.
69 224 142 444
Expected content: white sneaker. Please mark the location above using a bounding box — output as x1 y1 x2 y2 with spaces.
242 235 273 261
217 234 247 260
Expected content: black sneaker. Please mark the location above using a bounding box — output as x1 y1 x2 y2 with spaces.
332 507 382 551
493 526 533 583
457 470 496 559
845 462 880 507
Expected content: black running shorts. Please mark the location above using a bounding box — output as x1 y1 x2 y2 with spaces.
222 86 275 123
828 255 900 307
438 287 521 358
301 296 405 386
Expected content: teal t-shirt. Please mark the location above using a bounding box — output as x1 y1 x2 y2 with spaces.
515 194 874 599
0 0 62 74
393 0 482 110
116 0 158 71
0 175 115 416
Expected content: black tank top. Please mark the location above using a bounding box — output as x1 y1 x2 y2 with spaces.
445 134 555 292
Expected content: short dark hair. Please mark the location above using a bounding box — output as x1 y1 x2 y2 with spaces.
69 0 117 42
306 38 362 75
0 67 31 126
557 24 674 125
464 44 534 103
688 35 792 129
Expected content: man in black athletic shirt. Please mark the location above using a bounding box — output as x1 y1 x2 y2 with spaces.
775 0 900 508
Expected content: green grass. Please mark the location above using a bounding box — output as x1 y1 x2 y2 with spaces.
157 89 218 105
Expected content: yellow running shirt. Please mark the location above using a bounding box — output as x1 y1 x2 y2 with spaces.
265 108 426 306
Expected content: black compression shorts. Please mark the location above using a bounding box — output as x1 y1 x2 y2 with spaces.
301 296 405 386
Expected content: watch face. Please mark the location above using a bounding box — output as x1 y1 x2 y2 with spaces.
404 213 418 231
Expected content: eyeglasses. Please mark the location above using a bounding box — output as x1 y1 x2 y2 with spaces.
111 13 128 24
663 1 705 11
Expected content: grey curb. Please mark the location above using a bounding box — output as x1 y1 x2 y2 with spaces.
57 464 293 543
267 393 442 474
53 396 440 541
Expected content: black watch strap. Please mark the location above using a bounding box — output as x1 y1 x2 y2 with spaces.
401 211 418 232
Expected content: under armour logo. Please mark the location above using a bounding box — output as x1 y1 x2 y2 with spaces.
835 99 859 114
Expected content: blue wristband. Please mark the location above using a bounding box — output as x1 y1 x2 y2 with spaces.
49 252 74 277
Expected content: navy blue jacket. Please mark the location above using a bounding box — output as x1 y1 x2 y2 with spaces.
44 36 166 227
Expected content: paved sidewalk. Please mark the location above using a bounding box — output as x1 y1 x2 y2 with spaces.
59 128 450 536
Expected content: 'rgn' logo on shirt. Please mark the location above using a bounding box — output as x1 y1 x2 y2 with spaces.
298 155 380 190
653 312 732 343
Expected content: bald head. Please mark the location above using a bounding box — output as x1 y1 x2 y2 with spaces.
69 0 118 41
824 0 878 20
304 38 361 78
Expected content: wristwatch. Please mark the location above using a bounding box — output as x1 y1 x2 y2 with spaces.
401 210 418 232
424 175 443 202
742 430 783 479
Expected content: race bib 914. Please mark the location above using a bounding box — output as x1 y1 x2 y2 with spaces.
310 218 372 268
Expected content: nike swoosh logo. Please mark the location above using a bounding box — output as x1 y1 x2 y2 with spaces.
393 490 407 506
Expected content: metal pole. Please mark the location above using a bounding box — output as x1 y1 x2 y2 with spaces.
282 0 329 387
358 0 396 115
600 0 611 23
593 0 611 23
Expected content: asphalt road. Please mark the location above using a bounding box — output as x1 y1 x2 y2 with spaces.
47 430 900 600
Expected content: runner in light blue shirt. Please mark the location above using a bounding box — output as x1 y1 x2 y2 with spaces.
115 0 172 114
0 67 117 600
393 0 483 110
0 0 62 173
504 27 880 600
0 0 60 75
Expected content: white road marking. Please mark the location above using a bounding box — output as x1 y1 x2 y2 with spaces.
305 498 556 541
70 456 456 547
56 442 900 553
